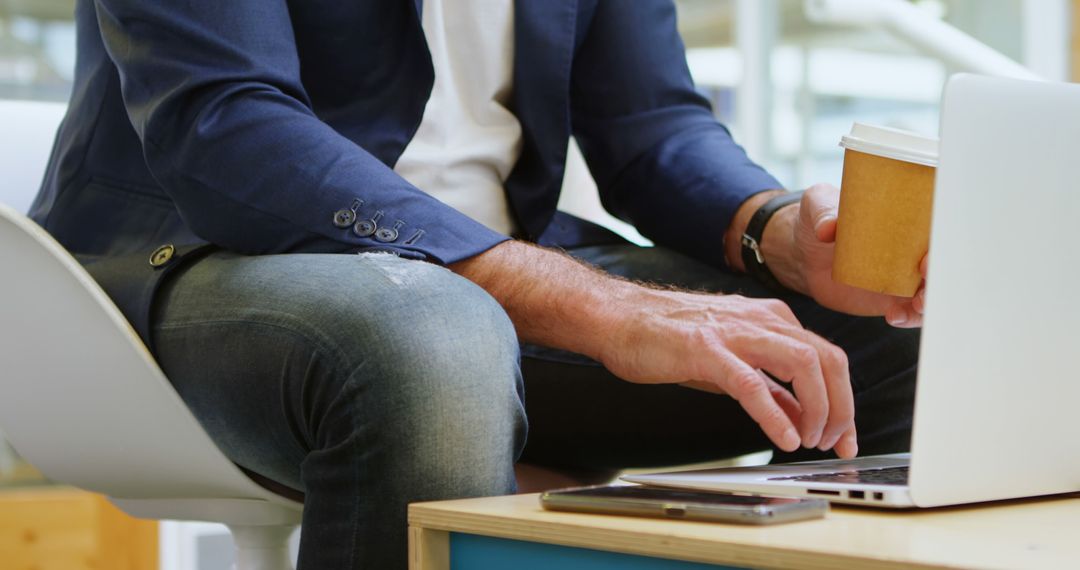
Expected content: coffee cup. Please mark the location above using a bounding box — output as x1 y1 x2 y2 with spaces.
832 123 938 297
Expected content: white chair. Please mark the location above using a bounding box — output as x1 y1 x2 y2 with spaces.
0 99 302 570
0 203 303 569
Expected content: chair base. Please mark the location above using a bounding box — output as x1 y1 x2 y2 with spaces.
229 524 298 570
111 497 302 526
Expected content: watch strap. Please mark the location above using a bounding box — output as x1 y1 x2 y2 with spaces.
741 191 804 291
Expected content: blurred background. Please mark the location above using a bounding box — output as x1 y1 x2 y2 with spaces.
0 1 1076 568
675 0 1071 188
0 0 1072 189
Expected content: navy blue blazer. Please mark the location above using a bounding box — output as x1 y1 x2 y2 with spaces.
30 0 780 343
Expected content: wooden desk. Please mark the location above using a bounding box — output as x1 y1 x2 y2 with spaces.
409 492 1080 570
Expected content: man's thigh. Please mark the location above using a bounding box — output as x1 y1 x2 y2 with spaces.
519 244 919 470
150 251 525 492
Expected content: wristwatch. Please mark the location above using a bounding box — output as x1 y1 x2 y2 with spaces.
740 191 804 292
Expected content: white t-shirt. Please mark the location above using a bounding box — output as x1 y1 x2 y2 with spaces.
393 0 521 236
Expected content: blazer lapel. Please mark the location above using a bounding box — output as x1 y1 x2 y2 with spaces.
505 0 578 240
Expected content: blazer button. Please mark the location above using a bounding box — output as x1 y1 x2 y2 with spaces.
334 198 364 228
149 244 176 267
332 209 357 228
353 220 377 237
353 210 384 238
376 220 405 243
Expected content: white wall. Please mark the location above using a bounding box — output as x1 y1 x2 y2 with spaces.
0 99 65 213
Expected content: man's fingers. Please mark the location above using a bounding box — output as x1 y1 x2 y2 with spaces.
712 353 801 452
920 253 929 278
814 216 837 243
798 332 854 452
684 373 804 447
689 293 855 455
729 324 855 453
886 300 923 328
759 298 801 327
834 426 858 459
886 302 910 327
802 184 841 243
912 286 926 314
727 332 829 448
764 375 802 426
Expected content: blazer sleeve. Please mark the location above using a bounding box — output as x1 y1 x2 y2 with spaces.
91 0 507 264
570 0 783 268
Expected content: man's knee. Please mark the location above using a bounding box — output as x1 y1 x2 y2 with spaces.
305 255 525 489
181 252 526 490
341 253 523 404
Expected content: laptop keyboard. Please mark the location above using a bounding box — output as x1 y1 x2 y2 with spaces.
767 465 910 486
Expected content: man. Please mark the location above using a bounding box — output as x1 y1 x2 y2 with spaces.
31 0 923 567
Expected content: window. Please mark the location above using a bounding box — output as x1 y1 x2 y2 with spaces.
0 0 76 102
675 0 1070 190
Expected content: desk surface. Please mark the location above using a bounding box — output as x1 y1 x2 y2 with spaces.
409 492 1080 570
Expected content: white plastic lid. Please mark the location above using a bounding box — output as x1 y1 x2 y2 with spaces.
839 122 939 167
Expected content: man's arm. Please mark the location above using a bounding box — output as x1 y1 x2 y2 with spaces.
451 241 858 458
92 0 507 264
569 1 926 326
570 0 782 270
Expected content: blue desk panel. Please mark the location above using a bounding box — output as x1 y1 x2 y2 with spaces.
450 533 743 569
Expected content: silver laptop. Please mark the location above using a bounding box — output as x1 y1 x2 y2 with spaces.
624 74 1080 508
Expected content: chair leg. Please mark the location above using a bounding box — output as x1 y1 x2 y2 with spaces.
228 524 297 570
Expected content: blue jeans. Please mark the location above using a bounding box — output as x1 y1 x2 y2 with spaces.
152 245 918 569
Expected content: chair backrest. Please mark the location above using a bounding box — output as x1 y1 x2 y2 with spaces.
0 203 299 512
0 99 67 213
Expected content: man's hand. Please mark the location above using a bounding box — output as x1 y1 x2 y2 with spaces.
451 241 858 458
599 287 857 457
764 184 927 328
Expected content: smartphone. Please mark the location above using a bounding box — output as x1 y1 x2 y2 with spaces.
540 484 828 525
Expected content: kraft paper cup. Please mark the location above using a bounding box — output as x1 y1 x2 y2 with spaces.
833 123 938 297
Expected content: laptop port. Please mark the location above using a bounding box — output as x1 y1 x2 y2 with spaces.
807 489 841 496
873 492 885 500
848 490 865 500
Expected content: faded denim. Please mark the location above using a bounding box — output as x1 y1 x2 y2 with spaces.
152 251 525 570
